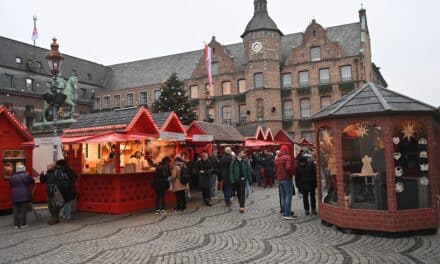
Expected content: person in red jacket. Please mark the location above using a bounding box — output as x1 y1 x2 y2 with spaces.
274 145 297 220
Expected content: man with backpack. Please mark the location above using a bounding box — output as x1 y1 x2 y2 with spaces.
40 163 65 225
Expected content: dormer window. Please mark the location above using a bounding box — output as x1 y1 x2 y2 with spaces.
310 47 321 61
16 57 22 64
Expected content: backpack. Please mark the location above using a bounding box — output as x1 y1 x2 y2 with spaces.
53 185 64 207
179 166 190 185
56 170 70 191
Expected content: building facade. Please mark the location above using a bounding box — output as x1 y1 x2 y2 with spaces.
0 0 386 141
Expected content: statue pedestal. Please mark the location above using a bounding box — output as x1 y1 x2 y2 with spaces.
32 119 76 137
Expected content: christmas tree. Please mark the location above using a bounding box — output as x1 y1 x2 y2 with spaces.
153 73 197 125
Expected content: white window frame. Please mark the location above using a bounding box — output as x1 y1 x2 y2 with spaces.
282 100 293 120
340 65 353 82
300 98 311 118
299 71 309 87
319 68 330 84
310 46 321 61
282 73 292 89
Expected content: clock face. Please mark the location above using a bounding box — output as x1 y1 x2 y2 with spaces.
251 41 263 53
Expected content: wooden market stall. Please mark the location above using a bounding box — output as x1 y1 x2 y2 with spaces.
0 105 39 210
311 83 439 234
62 107 177 214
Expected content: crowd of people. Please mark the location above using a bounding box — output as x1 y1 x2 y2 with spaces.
9 145 317 228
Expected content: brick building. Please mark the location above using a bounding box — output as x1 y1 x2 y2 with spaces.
0 0 386 141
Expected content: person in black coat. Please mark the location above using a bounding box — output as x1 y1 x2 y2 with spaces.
196 152 212 206
219 147 234 206
262 150 275 188
152 156 171 214
295 156 317 215
56 159 77 220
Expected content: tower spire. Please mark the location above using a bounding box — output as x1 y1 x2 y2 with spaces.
254 0 268 13
242 0 282 38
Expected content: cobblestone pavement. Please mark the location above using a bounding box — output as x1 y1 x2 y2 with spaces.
0 187 439 264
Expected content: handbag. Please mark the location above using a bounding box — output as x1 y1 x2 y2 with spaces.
53 185 64 207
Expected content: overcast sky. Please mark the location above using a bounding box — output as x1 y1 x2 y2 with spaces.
1 0 439 106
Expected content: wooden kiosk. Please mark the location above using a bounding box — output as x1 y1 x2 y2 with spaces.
311 83 439 234
62 107 177 214
0 105 36 210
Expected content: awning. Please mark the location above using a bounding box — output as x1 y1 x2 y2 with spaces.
245 139 279 148
62 136 93 144
81 132 156 143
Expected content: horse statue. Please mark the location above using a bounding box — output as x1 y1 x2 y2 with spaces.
42 75 78 123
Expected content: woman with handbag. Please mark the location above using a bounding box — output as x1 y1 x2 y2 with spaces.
10 165 35 229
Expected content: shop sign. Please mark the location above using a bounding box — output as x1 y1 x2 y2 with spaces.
35 137 61 146
159 131 185 141
192 135 214 142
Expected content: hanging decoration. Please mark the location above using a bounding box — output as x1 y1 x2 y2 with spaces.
401 122 416 141
356 124 369 138
392 137 400 145
321 129 333 147
396 182 404 193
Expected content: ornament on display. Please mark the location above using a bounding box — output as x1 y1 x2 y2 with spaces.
420 164 429 171
392 137 400 145
361 155 374 175
395 166 403 177
357 124 369 138
420 177 429 186
321 130 333 147
393 152 401 160
401 122 416 141
396 182 404 193
419 151 428 159
418 138 427 145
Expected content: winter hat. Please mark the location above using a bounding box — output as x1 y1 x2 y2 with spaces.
16 164 26 173
280 145 289 153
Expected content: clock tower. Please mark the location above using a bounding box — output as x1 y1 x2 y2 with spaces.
242 0 283 132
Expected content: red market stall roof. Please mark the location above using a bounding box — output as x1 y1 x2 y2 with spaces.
264 127 274 142
186 121 245 143
152 111 186 134
63 107 159 138
0 105 33 141
255 126 266 140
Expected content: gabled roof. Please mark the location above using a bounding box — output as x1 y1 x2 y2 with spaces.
255 126 266 140
265 128 274 142
311 83 438 120
152 112 186 133
0 105 33 141
274 130 297 144
65 107 159 135
188 121 245 142
151 112 170 129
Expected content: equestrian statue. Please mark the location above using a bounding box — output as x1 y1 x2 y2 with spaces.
42 75 78 123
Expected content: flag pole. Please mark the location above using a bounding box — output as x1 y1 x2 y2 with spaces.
32 15 37 65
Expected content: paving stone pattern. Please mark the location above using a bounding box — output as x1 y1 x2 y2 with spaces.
0 188 439 264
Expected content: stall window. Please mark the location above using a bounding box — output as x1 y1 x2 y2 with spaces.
393 121 430 210
342 123 387 210
222 106 232 125
3 150 26 180
318 128 337 206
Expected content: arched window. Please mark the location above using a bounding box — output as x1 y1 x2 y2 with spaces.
318 128 337 206
393 121 430 210
342 122 387 210
256 98 264 120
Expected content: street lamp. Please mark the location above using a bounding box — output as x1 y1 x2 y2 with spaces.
45 38 64 76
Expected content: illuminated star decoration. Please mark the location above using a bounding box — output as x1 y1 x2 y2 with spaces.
401 122 416 141
321 130 333 147
356 124 369 138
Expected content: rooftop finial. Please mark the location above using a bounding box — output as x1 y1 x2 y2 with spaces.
254 0 268 14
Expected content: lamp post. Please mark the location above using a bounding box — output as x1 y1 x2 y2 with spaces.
44 38 65 161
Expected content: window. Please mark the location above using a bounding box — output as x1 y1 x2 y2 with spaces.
4 74 14 88
15 57 22 64
301 131 314 144
310 47 321 61
36 61 42 69
93 98 100 110
239 104 247 124
80 88 87 99
254 73 264 89
318 128 337 206
282 73 292 89
340 65 352 82
206 84 214 97
222 81 231 95
282 100 293 120
140 92 147 105
87 73 92 81
222 106 232 125
256 98 264 120
300 98 311 118
238 79 246 93
319 68 330 84
208 107 215 121
103 96 110 109
299 71 309 87
189 85 198 99
25 78 33 91
211 62 219 76
126 93 134 107
320 96 332 109
393 121 430 210
72 69 78 76
154 90 161 101
3 150 26 180
342 123 387 210
113 95 121 108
